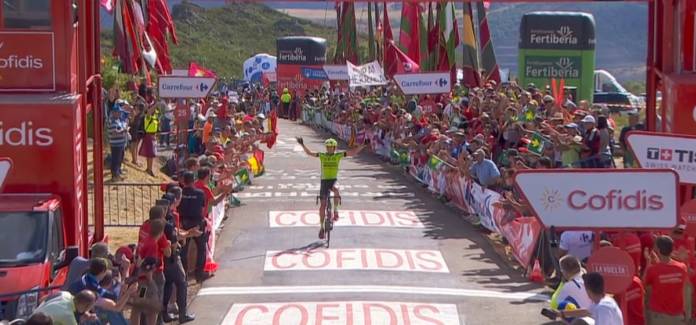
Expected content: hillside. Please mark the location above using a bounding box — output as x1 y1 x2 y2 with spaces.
101 2 337 79
278 2 648 82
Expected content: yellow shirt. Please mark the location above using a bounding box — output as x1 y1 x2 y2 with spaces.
144 113 159 134
33 291 78 325
280 93 292 104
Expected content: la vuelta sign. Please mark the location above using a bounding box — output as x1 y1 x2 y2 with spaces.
0 31 55 91
514 169 679 230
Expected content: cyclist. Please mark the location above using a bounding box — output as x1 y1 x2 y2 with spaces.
296 137 365 239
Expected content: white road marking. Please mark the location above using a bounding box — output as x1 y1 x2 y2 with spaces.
236 191 415 198
265 248 449 272
198 285 549 302
222 301 461 325
269 210 424 228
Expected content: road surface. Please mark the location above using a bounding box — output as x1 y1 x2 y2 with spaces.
188 119 550 325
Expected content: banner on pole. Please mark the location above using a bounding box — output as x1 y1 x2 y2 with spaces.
323 65 350 80
347 61 388 87
394 72 451 94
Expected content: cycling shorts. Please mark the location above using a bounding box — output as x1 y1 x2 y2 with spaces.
319 179 337 199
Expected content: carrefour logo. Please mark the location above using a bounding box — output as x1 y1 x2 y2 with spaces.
197 82 209 92
436 78 448 87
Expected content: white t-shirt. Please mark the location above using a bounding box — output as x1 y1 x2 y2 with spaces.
589 296 623 325
560 231 594 261
557 273 593 309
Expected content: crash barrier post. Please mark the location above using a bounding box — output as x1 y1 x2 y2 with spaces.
301 108 544 273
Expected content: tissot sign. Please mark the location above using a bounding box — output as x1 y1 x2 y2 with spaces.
514 169 678 229
0 31 55 91
626 131 696 184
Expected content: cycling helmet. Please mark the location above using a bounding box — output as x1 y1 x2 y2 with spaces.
324 138 338 147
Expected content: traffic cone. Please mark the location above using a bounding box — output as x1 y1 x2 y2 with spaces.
528 260 544 283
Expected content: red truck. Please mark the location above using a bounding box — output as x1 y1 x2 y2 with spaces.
0 0 105 320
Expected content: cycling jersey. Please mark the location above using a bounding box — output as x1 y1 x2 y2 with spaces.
318 152 346 180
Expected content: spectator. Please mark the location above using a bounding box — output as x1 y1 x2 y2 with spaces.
137 209 172 321
108 105 129 182
619 111 644 167
468 149 500 188
559 231 594 262
644 235 689 324
280 88 291 118
129 102 146 167
129 257 163 325
63 243 110 291
178 171 208 282
162 190 198 323
557 272 624 325
596 115 614 168
159 102 173 148
551 255 592 310
32 290 97 325
140 103 160 176
580 115 601 168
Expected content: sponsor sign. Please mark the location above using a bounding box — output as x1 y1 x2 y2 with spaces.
222 301 460 325
514 169 679 229
347 61 388 87
394 72 451 95
277 37 327 65
587 247 635 294
0 31 55 91
269 210 423 228
524 56 582 80
265 248 449 273
626 131 696 184
519 12 595 50
323 64 350 80
158 76 216 98
300 67 328 80
0 158 12 192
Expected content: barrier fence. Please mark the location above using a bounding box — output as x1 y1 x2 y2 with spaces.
99 182 164 227
301 108 543 271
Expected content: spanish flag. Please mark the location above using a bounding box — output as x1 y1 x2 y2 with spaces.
188 62 216 78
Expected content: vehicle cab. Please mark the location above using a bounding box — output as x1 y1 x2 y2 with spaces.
0 194 76 320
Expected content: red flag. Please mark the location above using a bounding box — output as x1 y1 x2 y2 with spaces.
399 3 421 65
265 109 279 149
385 40 420 78
188 62 216 78
383 2 393 42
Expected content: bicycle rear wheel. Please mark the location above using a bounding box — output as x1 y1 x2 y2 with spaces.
325 196 332 247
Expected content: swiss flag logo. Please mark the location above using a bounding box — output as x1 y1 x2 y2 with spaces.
0 158 12 191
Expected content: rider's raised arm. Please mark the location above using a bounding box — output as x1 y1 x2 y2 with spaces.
345 144 366 157
301 143 319 157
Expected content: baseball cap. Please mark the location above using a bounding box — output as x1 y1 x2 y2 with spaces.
564 122 578 128
581 115 596 124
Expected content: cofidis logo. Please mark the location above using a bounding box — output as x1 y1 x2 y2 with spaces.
0 121 54 147
0 32 54 91
541 188 664 211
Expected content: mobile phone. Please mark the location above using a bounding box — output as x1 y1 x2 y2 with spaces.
540 308 558 320
138 286 147 298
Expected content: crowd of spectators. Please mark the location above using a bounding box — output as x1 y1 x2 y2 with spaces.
19 82 274 325
290 79 696 325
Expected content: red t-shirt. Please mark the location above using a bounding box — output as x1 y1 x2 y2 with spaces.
420 99 436 115
639 232 655 271
137 235 168 272
615 276 645 325
194 180 214 218
611 232 642 273
644 259 688 315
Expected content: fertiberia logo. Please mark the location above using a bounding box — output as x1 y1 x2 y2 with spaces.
530 26 578 46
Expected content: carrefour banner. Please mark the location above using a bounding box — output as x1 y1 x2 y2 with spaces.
347 61 388 87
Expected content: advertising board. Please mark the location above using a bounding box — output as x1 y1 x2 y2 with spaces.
394 72 451 95
626 131 696 184
158 76 216 98
514 169 679 230
0 31 55 91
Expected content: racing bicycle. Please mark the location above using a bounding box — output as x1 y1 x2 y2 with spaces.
316 194 336 247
